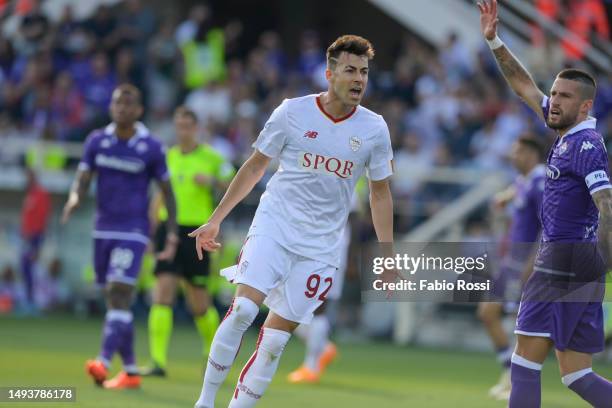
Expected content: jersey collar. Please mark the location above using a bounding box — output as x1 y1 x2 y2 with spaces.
104 122 150 146
315 94 357 124
562 117 597 138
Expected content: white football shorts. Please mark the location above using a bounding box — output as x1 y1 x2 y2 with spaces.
220 234 337 324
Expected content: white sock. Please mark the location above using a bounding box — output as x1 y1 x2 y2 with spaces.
304 315 330 371
195 297 259 408
228 327 291 408
293 323 309 341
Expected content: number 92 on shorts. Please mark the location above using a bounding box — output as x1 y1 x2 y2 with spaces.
222 235 336 325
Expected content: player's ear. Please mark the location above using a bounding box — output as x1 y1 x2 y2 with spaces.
581 99 593 116
325 67 333 81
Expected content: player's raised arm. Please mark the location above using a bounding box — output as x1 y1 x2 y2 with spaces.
188 150 271 258
478 0 545 119
593 188 612 267
61 168 93 224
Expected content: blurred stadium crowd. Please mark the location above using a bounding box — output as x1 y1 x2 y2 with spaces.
0 0 611 318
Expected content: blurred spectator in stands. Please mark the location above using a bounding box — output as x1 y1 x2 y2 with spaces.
562 0 609 60
0 265 25 314
15 0 48 57
532 0 562 46
53 5 80 62
51 71 84 141
112 0 156 61
175 3 210 46
181 13 226 91
258 30 287 73
439 32 474 84
297 30 325 80
526 31 566 85
148 17 181 119
185 81 231 127
82 51 115 129
83 5 116 52
115 46 144 93
35 258 70 312
66 27 95 86
20 168 51 311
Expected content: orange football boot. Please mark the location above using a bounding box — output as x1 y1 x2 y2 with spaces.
85 359 108 386
317 343 338 373
103 371 141 389
287 365 320 384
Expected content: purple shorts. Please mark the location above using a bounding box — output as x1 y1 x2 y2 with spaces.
93 238 147 286
515 242 606 353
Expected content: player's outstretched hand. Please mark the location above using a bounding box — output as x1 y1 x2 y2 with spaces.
61 194 80 225
477 0 499 41
188 222 222 259
381 267 403 300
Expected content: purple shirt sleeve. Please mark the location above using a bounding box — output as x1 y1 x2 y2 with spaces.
78 132 98 172
573 138 611 195
150 142 169 181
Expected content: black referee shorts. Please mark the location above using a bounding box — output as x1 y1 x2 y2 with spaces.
154 223 210 287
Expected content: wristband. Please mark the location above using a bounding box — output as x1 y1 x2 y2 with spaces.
487 35 504 50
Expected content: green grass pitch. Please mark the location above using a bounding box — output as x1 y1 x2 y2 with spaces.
1 316 611 407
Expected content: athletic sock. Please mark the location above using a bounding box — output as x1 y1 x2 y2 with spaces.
509 353 542 408
563 368 612 407
195 307 220 356
228 328 291 408
195 297 259 408
148 304 173 369
99 310 132 369
304 315 330 371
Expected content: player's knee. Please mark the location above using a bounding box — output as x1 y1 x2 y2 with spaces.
229 297 259 332
259 328 291 357
106 283 134 309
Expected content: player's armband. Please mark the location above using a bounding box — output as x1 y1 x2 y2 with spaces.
585 170 612 195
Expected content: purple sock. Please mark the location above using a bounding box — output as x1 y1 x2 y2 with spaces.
99 310 132 367
118 318 137 375
566 370 612 408
509 356 542 408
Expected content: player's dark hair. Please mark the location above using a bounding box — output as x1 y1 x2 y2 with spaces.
556 68 596 100
174 106 198 123
327 35 375 70
517 134 546 161
114 83 142 104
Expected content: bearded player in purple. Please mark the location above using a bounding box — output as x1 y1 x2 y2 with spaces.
479 1 612 407
61 84 178 389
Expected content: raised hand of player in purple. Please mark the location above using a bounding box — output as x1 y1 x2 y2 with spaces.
478 0 499 41
188 222 222 259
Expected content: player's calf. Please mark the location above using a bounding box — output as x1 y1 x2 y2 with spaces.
229 327 291 407
195 296 259 408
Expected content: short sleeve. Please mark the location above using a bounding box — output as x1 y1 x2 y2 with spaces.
151 142 170 181
252 100 288 158
366 121 394 181
573 138 611 195
78 132 98 172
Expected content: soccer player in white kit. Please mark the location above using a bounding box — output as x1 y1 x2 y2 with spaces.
190 35 394 408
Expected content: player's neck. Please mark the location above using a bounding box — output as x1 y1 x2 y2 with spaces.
558 113 589 138
320 91 355 119
179 140 199 153
115 123 137 140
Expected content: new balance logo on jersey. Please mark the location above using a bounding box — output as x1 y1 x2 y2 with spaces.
580 141 595 152
304 130 318 139
299 152 354 179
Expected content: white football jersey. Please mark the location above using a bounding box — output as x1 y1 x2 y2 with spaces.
248 94 393 267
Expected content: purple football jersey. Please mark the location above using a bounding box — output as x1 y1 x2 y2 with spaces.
78 122 169 240
508 165 545 244
540 96 611 242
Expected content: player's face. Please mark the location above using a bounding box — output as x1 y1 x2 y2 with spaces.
327 52 369 107
547 78 590 131
110 90 142 127
174 115 198 144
